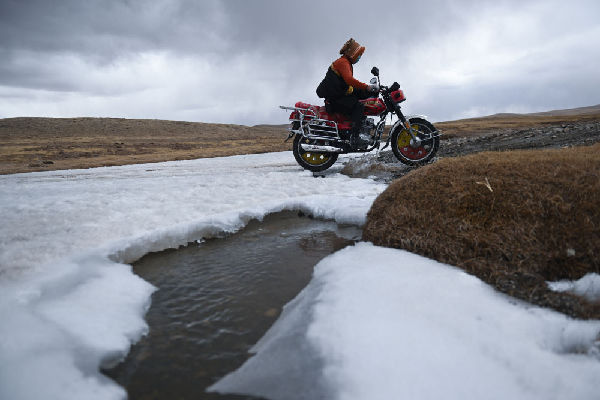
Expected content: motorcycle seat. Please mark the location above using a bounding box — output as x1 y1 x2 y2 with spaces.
318 100 349 123
293 101 352 129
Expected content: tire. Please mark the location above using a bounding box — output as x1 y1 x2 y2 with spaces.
391 117 440 166
292 134 339 172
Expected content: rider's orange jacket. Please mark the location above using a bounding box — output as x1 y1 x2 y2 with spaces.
331 56 368 93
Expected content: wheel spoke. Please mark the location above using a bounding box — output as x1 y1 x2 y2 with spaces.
397 124 433 161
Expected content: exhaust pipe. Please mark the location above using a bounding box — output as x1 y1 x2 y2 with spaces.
300 143 344 153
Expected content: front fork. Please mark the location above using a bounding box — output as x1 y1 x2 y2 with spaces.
396 107 421 147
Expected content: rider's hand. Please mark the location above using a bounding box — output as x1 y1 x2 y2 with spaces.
368 83 379 93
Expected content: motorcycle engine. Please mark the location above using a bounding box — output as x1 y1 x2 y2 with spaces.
361 117 376 135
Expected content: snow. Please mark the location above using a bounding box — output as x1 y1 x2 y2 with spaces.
1 151 599 400
0 152 385 400
548 273 600 303
210 243 600 400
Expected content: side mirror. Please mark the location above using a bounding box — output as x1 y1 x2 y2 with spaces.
371 67 379 77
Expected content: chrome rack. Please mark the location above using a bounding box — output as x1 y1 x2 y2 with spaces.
279 105 341 140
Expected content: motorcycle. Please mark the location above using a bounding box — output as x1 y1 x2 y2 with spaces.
280 67 441 172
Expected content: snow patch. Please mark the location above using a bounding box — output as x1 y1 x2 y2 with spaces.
0 257 154 400
0 152 385 399
211 243 600 400
548 273 600 303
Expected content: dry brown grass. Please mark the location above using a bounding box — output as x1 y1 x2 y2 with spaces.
0 117 289 174
363 143 600 318
436 112 600 138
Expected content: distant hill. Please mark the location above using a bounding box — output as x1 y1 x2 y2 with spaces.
528 104 600 116
487 104 600 118
0 117 290 174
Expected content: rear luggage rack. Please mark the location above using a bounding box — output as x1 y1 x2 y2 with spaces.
279 105 340 139
307 119 339 137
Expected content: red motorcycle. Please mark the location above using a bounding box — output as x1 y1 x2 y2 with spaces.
280 67 441 172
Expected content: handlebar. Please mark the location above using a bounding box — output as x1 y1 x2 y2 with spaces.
377 82 400 94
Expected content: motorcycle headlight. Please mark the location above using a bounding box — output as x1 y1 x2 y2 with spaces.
392 89 406 103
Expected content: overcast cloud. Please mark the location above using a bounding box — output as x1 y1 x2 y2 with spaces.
1 0 599 124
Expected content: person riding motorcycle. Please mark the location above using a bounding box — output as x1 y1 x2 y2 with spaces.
316 38 378 147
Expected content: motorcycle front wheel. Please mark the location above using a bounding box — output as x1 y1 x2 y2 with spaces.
391 117 440 166
292 134 339 172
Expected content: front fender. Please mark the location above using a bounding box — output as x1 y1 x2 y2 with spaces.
406 114 429 120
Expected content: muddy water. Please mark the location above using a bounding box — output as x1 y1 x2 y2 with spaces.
104 212 361 399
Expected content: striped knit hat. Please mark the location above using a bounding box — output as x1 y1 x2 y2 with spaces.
339 38 365 63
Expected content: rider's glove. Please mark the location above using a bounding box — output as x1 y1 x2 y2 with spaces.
368 83 379 93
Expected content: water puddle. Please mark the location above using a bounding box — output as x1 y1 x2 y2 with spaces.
104 211 361 399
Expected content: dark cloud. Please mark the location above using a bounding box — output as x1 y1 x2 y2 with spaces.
0 0 226 60
0 0 599 124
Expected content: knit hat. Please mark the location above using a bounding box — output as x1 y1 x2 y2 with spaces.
339 38 365 63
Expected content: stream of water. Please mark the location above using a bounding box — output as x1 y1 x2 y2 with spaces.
104 211 361 399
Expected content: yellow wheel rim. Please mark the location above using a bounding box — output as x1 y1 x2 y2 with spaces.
300 138 332 165
396 125 420 148
396 124 434 161
301 152 331 165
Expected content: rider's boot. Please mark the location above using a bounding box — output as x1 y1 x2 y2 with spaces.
350 119 369 149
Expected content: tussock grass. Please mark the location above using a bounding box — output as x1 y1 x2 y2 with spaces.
363 143 600 318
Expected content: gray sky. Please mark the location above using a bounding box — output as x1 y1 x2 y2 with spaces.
1 0 599 124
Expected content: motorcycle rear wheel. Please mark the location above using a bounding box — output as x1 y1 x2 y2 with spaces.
391 117 439 166
292 134 339 172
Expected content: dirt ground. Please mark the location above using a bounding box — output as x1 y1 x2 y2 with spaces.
436 115 600 156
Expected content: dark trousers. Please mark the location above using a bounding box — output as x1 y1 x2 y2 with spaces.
328 89 371 135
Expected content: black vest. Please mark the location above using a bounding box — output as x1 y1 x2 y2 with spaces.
316 64 353 99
